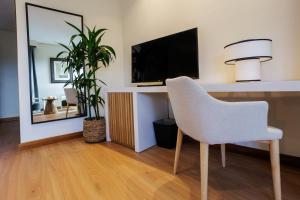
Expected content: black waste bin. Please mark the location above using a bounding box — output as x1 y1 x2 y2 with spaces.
153 118 178 149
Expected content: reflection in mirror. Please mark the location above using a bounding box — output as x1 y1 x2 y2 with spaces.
26 4 85 124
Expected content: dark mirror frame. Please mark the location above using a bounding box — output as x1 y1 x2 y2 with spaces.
25 3 86 124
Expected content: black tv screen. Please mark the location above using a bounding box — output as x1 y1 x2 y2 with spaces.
132 28 199 83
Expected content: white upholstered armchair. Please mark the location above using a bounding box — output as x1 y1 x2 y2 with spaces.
166 76 282 200
64 88 78 118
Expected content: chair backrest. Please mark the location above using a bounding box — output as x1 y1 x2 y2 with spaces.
166 76 220 142
64 88 78 104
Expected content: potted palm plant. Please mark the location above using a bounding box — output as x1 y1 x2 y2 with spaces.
58 22 116 143
57 39 86 116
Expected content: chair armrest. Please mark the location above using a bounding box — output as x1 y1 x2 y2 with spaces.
204 100 269 144
222 100 268 123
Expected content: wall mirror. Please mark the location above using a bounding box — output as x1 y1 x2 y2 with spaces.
26 3 86 124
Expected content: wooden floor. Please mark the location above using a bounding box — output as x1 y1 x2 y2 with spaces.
0 120 20 153
33 107 79 123
1 122 300 199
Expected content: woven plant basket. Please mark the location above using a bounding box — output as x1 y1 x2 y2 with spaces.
83 117 106 143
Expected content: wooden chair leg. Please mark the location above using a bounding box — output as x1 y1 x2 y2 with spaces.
66 103 69 118
173 129 183 174
221 144 226 168
200 143 209 200
270 140 282 200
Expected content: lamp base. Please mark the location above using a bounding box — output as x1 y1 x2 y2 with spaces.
235 59 261 82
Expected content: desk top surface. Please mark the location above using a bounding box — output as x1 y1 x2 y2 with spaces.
106 80 300 93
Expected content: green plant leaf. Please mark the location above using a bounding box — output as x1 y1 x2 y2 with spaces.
65 21 83 34
57 22 116 118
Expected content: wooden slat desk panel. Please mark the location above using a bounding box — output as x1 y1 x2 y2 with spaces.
108 93 135 149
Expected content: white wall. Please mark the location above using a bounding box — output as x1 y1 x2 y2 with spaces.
15 0 124 143
34 43 65 101
0 30 19 118
121 0 300 156
122 0 300 84
15 0 300 156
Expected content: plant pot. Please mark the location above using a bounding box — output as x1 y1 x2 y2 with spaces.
83 117 106 143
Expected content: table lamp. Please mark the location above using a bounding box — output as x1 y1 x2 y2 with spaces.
224 39 272 82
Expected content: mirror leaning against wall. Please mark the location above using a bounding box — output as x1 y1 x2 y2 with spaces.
26 3 86 124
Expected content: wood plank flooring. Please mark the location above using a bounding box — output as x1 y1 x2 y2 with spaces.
0 120 20 153
1 121 300 199
32 107 78 123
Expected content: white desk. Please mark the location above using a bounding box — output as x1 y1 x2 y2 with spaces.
104 81 300 152
106 80 300 93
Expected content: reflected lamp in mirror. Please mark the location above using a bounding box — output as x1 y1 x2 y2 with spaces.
26 3 85 124
224 39 272 82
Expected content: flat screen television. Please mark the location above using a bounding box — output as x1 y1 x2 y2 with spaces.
132 28 199 84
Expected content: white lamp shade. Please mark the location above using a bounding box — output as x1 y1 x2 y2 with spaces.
224 39 272 65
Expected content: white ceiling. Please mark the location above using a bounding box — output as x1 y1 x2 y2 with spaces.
0 0 16 31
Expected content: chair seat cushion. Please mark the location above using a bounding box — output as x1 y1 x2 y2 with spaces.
267 126 283 140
